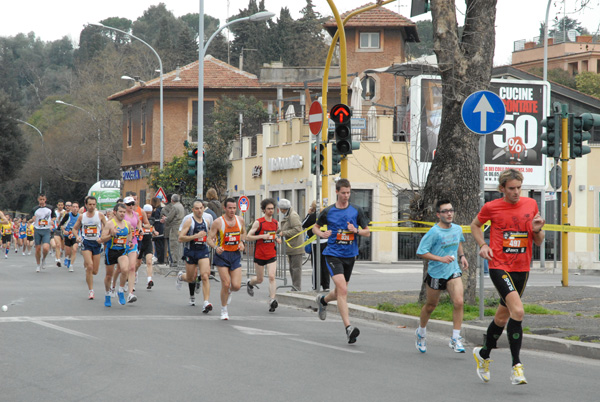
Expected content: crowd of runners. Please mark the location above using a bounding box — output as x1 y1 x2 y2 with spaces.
0 170 544 385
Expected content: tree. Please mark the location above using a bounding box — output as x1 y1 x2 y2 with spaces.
0 91 30 183
147 151 197 198
526 67 576 89
414 1 498 304
292 0 329 66
173 26 198 69
229 0 272 74
575 72 600 99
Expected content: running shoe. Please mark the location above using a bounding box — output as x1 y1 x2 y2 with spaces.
64 258 68 267
449 336 465 353
176 271 183 290
36 265 41 273
127 293 137 303
220 308 229 320
110 287 116 298
147 280 154 290
104 295 111 307
4 254 7 259
22 252 25 256
316 294 327 321
68 265 74 272
195 277 201 294
41 259 45 269
510 363 527 385
415 329 427 353
189 296 196 306
88 290 94 300
123 282 129 292
117 291 126 305
473 347 492 383
202 301 213 314
56 257 61 267
227 289 232 305
246 280 254 297
269 299 278 312
346 326 360 344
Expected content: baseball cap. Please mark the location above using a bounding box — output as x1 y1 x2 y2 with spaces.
143 204 153 212
123 196 135 205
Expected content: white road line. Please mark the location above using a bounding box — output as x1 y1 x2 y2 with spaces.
29 320 98 340
0 315 321 323
232 325 295 336
372 269 422 274
289 338 364 354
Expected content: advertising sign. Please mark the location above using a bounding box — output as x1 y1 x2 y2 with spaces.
410 76 550 189
88 180 121 212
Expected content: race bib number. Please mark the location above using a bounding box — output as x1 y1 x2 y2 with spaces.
194 235 207 245
264 231 277 243
502 231 528 254
39 219 48 227
115 237 127 245
84 226 98 236
225 232 240 246
143 227 153 234
335 230 354 245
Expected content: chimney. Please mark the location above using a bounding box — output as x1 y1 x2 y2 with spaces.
174 66 182 81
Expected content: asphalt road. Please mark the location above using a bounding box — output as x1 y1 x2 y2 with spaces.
1 253 599 401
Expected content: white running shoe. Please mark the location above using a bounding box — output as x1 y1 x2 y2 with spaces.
189 296 196 306
220 308 229 320
227 289 232 305
415 329 427 353
88 290 94 300
127 293 137 303
473 347 492 383
449 336 465 353
202 301 213 314
36 265 41 273
510 363 527 385
176 271 183 290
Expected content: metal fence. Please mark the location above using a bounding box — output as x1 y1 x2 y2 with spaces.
244 241 298 291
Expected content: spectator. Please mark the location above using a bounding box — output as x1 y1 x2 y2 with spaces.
151 197 165 265
278 198 303 291
206 188 222 217
165 194 185 267
302 200 329 291
160 194 173 264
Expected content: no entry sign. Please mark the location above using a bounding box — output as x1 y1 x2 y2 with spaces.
308 101 323 135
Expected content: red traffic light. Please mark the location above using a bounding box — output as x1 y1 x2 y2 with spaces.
330 104 351 124
192 148 198 156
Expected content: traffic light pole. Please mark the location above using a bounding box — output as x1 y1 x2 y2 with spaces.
560 115 569 286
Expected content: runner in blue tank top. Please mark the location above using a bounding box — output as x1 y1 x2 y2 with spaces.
313 179 370 344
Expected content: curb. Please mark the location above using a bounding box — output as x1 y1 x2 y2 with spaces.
277 292 600 360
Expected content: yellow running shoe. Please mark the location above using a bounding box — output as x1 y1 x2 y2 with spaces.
510 363 527 385
473 347 492 382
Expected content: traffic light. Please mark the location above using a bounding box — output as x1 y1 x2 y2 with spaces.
187 148 198 176
540 113 561 158
311 143 324 175
410 0 430 17
331 103 352 155
570 113 599 158
331 144 341 174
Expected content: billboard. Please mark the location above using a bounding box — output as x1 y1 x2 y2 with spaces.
410 76 551 190
88 180 121 212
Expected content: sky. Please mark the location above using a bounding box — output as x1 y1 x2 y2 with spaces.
0 0 599 66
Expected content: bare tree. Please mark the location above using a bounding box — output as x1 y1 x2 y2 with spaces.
414 1 497 304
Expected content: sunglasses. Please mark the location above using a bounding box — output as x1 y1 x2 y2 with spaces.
439 209 455 214
125 202 135 206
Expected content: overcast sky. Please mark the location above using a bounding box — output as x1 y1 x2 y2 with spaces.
1 0 598 66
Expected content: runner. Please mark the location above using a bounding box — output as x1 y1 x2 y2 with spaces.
30 194 56 272
415 199 469 353
312 179 370 344
18 217 28 255
207 198 246 320
125 192 150 291
178 200 213 312
120 196 142 298
25 220 34 255
99 203 134 307
59 201 81 272
138 204 157 290
53 200 67 266
1 215 12 259
470 168 545 385
13 217 20 253
245 198 281 312
72 196 107 300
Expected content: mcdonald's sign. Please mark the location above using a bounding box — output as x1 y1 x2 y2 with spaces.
377 155 396 172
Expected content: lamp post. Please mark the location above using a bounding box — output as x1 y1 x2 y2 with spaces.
14 119 44 193
89 22 164 170
197 4 275 197
55 100 101 183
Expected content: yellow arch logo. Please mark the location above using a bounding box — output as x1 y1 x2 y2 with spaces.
378 155 396 172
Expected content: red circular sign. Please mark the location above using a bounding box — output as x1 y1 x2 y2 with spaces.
308 101 323 135
238 196 249 213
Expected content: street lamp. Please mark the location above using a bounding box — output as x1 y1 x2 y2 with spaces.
55 100 101 183
89 22 164 170
197 4 275 197
14 118 44 193
121 75 146 85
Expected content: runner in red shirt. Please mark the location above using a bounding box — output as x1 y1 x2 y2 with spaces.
245 198 281 312
470 168 545 385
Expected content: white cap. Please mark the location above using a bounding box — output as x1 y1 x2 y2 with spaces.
123 196 135 204
143 204 153 212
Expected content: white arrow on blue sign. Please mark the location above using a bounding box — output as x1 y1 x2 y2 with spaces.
461 90 506 135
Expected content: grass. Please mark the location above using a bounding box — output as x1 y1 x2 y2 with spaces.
565 335 581 341
594 314 600 319
376 297 566 322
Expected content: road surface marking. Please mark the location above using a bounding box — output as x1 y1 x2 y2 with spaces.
29 319 98 340
232 325 295 336
289 338 364 354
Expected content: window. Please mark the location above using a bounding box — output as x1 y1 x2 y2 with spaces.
361 76 376 100
141 103 146 144
140 189 147 205
127 107 132 147
270 191 279 201
360 32 380 49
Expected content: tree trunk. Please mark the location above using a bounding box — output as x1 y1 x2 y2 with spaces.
416 0 497 304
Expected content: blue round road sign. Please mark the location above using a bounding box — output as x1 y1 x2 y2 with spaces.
461 90 506 135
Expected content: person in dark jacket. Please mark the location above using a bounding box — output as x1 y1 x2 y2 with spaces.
302 200 329 291
151 197 165 264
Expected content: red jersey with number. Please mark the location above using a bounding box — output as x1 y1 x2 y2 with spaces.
477 197 538 272
254 217 278 260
